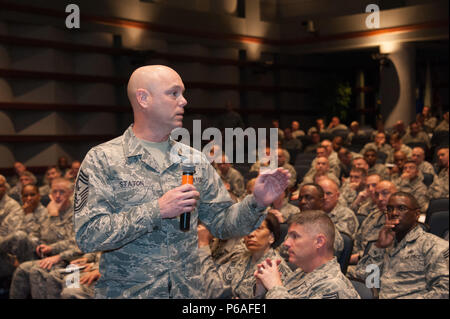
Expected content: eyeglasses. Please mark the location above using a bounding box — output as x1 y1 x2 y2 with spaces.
386 205 413 214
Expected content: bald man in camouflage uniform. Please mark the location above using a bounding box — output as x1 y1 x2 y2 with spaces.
74 65 291 299
354 192 448 299
411 147 436 177
318 178 359 237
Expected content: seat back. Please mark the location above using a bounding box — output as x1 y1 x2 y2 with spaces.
427 210 449 239
273 223 289 249
351 280 374 299
337 232 353 275
425 198 449 225
422 173 434 187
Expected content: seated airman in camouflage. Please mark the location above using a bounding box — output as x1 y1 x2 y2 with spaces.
198 214 291 299
0 185 47 280
388 150 409 180
317 177 359 237
339 167 366 209
429 146 449 199
402 121 431 150
353 192 448 299
216 154 245 198
310 142 341 178
387 133 412 164
348 180 397 267
9 178 82 299
0 174 22 227
279 184 344 262
411 146 436 177
360 132 392 160
351 174 381 217
8 171 37 204
39 166 62 198
268 189 300 225
300 156 341 189
364 148 389 180
391 160 430 213
254 210 360 299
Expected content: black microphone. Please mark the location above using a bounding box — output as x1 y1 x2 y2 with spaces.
180 163 195 231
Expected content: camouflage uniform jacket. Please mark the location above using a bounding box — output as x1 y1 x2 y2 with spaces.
74 126 267 299
360 143 393 158
356 199 376 217
355 225 449 299
199 246 291 299
430 168 449 199
387 144 412 164
280 200 301 224
0 203 47 240
265 257 360 299
391 176 430 213
0 194 22 226
328 203 359 237
352 207 385 258
39 204 80 261
339 181 361 208
417 161 437 177
218 167 245 198
368 164 389 180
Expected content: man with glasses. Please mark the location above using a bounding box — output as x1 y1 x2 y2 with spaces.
353 192 448 299
349 180 397 266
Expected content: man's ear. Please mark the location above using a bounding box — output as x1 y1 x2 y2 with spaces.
136 89 151 108
315 234 326 250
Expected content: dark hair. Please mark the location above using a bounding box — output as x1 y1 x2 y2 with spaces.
350 167 367 177
21 184 39 195
390 191 420 210
264 213 281 248
363 147 377 155
404 159 417 166
300 183 324 199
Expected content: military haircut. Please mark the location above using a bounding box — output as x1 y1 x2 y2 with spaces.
390 191 420 211
21 171 37 185
301 183 324 199
350 167 367 177
289 210 335 252
21 183 39 195
50 177 74 192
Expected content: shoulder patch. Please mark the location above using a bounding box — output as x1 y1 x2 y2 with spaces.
443 249 448 259
74 169 89 214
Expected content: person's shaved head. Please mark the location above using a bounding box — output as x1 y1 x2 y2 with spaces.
127 65 188 140
127 65 182 108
